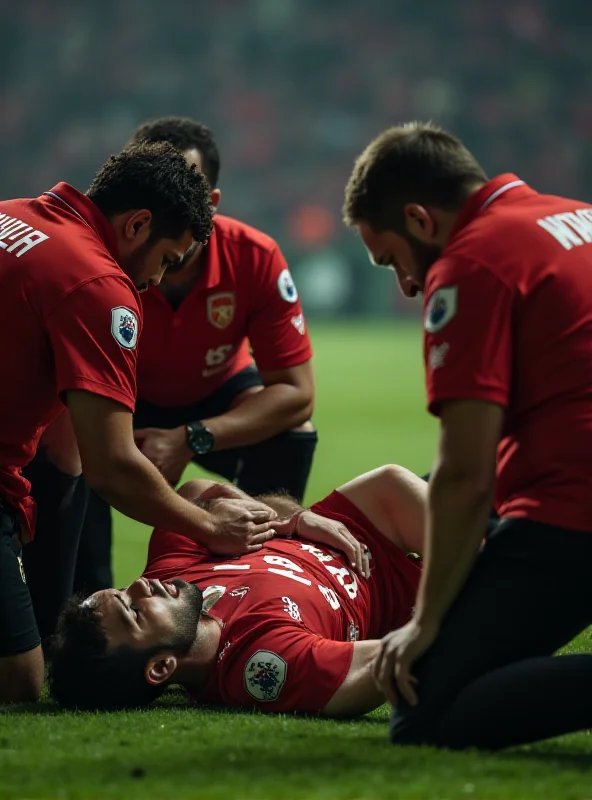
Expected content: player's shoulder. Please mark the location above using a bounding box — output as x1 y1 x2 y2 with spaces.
213 215 279 258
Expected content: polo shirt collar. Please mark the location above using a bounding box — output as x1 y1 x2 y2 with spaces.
200 216 221 289
449 174 535 240
42 182 119 261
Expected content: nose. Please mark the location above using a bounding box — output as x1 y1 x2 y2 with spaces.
127 577 152 602
149 269 165 287
394 267 420 298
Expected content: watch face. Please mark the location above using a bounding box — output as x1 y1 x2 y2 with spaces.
189 424 214 455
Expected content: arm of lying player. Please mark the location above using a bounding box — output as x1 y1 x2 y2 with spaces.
199 362 315 450
375 400 503 706
322 640 385 718
67 391 275 555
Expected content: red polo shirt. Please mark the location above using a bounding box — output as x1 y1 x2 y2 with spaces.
137 215 312 407
423 174 592 532
0 183 141 539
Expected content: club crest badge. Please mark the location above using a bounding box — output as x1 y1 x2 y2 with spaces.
111 306 138 349
207 292 236 329
424 286 457 333
244 650 287 702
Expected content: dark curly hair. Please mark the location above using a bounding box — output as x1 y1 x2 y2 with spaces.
128 117 221 188
86 141 213 244
48 595 167 711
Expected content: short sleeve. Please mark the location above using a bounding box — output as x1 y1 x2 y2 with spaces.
423 259 513 416
247 246 313 372
217 625 353 715
45 276 141 412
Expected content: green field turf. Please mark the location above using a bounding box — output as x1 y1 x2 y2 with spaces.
1 320 592 800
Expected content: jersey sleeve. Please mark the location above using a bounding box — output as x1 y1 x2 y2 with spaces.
247 245 313 372
423 258 513 416
216 623 354 715
44 275 141 412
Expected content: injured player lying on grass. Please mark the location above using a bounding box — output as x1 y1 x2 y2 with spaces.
50 465 426 717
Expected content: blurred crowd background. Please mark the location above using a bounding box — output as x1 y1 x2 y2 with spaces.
1 0 590 317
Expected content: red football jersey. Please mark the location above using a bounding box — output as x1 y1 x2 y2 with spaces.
143 491 420 714
0 183 141 538
136 215 312 407
423 174 592 531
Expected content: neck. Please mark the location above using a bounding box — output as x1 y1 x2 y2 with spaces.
173 615 221 693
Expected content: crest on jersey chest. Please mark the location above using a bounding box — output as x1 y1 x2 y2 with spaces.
207 292 235 329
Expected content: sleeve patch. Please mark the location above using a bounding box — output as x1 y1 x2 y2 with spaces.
424 286 457 333
110 306 138 349
277 268 299 303
244 650 287 701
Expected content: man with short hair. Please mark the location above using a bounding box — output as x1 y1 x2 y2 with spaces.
343 121 592 749
49 465 425 716
76 117 317 595
0 142 274 702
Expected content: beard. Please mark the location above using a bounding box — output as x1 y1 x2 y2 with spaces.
160 578 203 656
403 233 443 291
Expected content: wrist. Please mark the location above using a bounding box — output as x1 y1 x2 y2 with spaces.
186 421 215 456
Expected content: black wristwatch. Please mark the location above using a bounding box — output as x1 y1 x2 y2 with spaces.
186 421 215 455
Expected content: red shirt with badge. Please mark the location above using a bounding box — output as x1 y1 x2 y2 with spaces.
136 215 312 407
142 491 420 715
0 183 141 539
423 174 592 532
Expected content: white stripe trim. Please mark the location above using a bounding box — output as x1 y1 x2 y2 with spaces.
479 180 525 211
212 564 251 571
43 191 85 221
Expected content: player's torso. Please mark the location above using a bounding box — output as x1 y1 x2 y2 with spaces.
0 192 136 509
136 217 266 407
446 190 592 529
144 536 371 643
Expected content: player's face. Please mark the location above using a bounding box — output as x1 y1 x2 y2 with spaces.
119 229 195 292
358 222 442 297
86 577 203 653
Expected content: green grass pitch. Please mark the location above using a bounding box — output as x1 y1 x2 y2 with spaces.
1 320 592 800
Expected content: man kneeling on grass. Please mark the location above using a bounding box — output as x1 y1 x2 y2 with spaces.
49 466 425 717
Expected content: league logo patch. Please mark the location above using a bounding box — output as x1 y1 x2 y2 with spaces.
424 286 457 334
207 293 235 330
110 306 138 349
277 268 298 304
291 314 306 335
244 650 287 702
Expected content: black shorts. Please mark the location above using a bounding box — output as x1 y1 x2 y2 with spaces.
0 504 40 656
134 365 263 429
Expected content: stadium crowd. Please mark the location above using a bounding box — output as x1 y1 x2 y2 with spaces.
1 0 590 261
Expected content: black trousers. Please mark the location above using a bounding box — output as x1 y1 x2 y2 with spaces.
389 517 592 750
74 366 318 594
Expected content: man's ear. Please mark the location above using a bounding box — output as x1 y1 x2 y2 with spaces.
210 189 222 213
123 209 153 242
145 654 178 687
403 203 437 242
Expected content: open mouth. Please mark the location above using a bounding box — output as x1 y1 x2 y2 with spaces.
163 581 179 598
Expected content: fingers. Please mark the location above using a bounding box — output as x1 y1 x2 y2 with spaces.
394 661 419 707
247 522 276 539
374 639 398 707
248 509 276 523
337 525 367 578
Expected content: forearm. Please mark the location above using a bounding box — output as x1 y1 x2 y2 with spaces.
202 384 312 450
89 451 215 544
414 463 493 627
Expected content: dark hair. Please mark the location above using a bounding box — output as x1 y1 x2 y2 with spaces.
86 141 213 244
128 117 221 188
48 595 166 711
343 121 487 233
